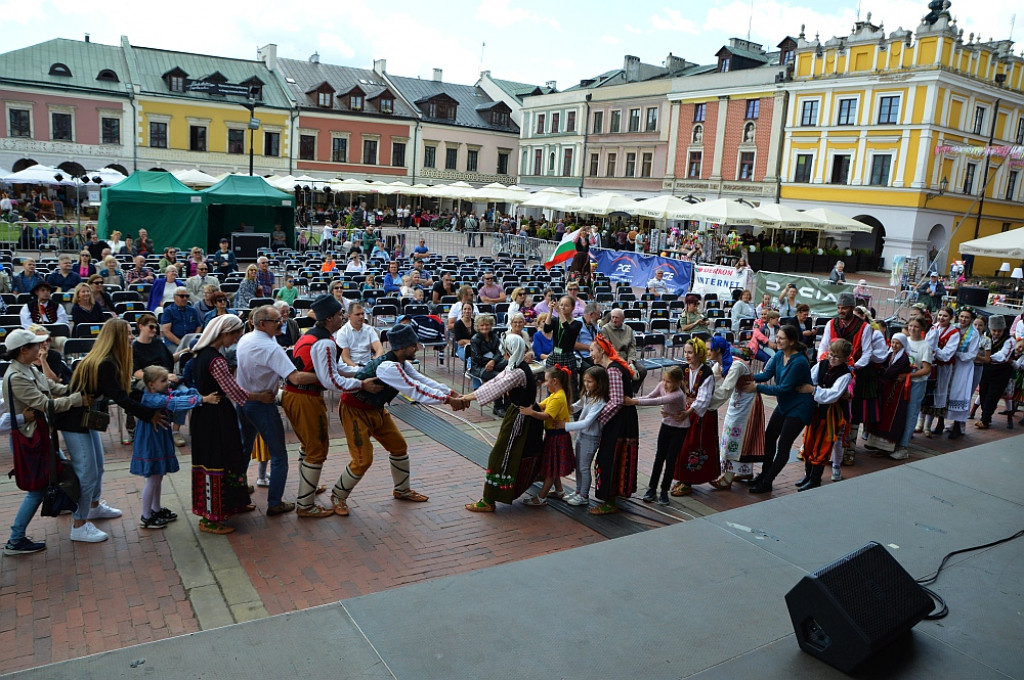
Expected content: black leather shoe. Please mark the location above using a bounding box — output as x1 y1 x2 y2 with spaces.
749 483 772 494
794 474 811 487
740 475 763 486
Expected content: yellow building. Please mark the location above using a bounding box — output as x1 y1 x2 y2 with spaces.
779 1 1024 275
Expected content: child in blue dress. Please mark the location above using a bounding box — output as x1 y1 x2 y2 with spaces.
130 365 217 529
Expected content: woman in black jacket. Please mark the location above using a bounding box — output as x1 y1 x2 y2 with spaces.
470 313 507 415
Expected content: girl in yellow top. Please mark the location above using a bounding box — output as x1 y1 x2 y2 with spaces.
520 366 575 506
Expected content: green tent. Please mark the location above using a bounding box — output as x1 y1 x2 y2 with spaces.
201 175 295 253
97 171 207 250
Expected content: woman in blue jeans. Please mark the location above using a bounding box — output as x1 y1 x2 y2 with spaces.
64 320 165 543
740 325 814 494
895 317 934 459
2 329 84 555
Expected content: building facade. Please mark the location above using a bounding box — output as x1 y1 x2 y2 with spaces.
779 2 1024 271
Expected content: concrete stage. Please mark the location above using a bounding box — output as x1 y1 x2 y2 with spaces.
7 438 1022 680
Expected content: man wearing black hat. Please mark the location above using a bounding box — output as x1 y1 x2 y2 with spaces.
19 280 69 328
816 292 874 465
334 322 467 516
976 314 1015 430
281 295 382 518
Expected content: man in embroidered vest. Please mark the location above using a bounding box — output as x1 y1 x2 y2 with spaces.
19 281 69 328
334 323 467 516
817 292 873 465
281 295 381 518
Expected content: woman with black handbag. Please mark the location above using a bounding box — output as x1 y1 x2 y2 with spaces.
62 320 166 544
2 329 84 556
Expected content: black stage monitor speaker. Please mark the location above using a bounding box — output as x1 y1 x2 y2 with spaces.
957 286 989 308
785 542 933 673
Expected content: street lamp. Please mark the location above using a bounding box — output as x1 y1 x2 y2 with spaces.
924 176 949 206
240 86 261 176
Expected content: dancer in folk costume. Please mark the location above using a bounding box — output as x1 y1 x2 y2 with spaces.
706 336 765 490
968 315 991 420
587 335 639 516
816 293 873 466
864 333 913 453
671 338 720 496
944 308 982 439
796 339 853 491
921 307 959 436
976 315 1016 430
625 366 686 505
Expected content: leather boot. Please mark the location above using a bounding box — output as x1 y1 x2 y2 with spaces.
930 417 945 435
794 462 813 488
798 465 824 491
948 421 963 440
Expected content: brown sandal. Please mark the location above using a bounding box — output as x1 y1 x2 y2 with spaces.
393 489 429 502
975 421 989 429
465 500 495 512
199 520 234 535
670 483 692 497
708 476 732 490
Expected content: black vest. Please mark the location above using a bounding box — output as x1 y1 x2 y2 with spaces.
353 351 401 408
508 361 537 407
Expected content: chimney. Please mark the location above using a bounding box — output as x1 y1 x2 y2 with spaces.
665 52 687 74
258 44 278 71
480 69 491 79
310 51 320 64
373 58 387 75
623 55 641 82
432 68 443 82
84 33 90 43
545 80 556 90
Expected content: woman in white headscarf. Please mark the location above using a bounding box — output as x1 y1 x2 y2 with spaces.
865 332 913 455
462 334 544 512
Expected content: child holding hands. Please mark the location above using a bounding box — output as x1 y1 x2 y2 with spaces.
519 366 575 506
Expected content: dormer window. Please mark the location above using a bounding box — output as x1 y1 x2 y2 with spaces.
720 57 731 73
242 77 264 100
49 63 72 76
96 69 119 82
491 110 510 126
170 76 184 92
318 91 331 107
163 67 189 93
782 50 795 64
379 98 393 114
350 95 363 111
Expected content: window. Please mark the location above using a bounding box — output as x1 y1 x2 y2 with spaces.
973 106 986 135
694 103 706 123
490 110 510 126
101 117 120 144
745 99 760 119
467 149 479 172
1007 170 1019 201
837 98 857 125
317 91 331 108
227 129 244 154
793 154 813 183
536 113 546 134
445 147 458 170
869 154 891 186
51 112 72 141
625 152 636 177
593 111 603 133
427 99 456 120
379 98 394 114
299 134 315 160
606 152 617 176
830 154 851 184
189 125 207 152
561 148 573 176
497 151 509 175
548 152 556 172
687 151 702 178
589 153 599 176
610 110 621 133
330 137 347 162
628 108 641 132
963 162 977 194
96 69 119 83
640 152 653 178
646 107 658 131
782 49 795 64
9 109 30 137
878 96 899 124
1017 119 1024 144
264 131 280 157
392 142 406 167
424 145 436 168
48 62 72 76
149 121 167 148
363 139 378 165
350 95 363 111
533 149 542 175
720 57 731 73
567 111 576 132
800 100 819 126
169 75 184 93
739 152 755 180
551 112 560 132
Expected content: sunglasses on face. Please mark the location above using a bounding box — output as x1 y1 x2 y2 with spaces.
146 324 159 330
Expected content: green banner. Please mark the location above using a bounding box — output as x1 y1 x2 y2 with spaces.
754 271 855 317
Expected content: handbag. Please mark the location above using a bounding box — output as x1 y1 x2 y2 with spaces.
40 403 80 517
58 400 111 432
6 379 50 492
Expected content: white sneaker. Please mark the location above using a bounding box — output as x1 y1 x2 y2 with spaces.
831 468 842 482
889 449 910 460
70 522 109 543
87 501 122 520
566 495 589 506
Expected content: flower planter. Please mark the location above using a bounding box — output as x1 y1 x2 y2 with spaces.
748 250 764 270
761 252 781 271
778 252 797 272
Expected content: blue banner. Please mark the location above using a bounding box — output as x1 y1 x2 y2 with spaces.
591 250 692 293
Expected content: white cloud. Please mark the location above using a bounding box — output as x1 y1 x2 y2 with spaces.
651 7 699 34
624 24 644 35
601 35 622 45
475 0 562 31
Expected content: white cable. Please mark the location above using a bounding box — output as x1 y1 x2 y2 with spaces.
417 402 497 445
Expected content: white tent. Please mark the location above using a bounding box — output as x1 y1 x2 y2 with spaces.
84 168 127 186
960 227 1024 260
3 164 74 186
172 168 219 187
520 189 576 209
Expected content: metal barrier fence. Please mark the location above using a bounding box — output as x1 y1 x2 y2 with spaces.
372 227 559 264
1 221 100 253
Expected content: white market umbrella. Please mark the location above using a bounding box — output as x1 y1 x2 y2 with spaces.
173 168 219 187
801 208 873 233
960 227 1024 260
681 198 772 227
435 181 476 199
752 203 827 230
83 168 127 186
520 189 577 210
632 194 701 220
3 164 74 185
562 192 638 216
466 182 530 203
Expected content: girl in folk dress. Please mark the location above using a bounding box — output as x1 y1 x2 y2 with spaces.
624 366 686 506
796 340 854 490
707 336 764 490
670 338 720 497
922 308 960 437
864 334 913 454
946 308 981 439
131 366 217 529
564 366 609 507
969 316 991 419
519 366 575 506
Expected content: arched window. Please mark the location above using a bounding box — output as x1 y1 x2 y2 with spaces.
692 125 703 144
96 69 119 82
49 63 72 76
548 152 556 172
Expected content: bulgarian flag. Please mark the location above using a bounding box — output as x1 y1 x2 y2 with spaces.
545 228 581 269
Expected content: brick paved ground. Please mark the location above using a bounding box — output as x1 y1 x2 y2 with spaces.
0 241 1011 674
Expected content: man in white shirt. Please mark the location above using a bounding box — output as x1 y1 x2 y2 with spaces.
336 302 384 367
235 305 319 515
647 269 671 296
20 281 69 328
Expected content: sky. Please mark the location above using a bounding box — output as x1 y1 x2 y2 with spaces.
1 0 1019 88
